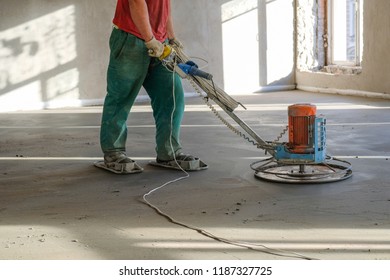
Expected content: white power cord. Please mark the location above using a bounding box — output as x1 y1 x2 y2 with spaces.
142 56 189 199
141 55 315 260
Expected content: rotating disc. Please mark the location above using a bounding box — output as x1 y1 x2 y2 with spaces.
251 157 352 184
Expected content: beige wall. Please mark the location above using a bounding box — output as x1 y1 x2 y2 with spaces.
10 1 390 110
173 0 295 94
0 0 115 111
0 0 296 111
296 0 390 97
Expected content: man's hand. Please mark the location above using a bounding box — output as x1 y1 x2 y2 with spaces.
145 37 164 57
169 38 184 49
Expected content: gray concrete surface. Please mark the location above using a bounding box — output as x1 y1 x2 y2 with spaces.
0 90 389 260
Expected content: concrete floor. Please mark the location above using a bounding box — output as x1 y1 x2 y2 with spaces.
0 90 389 260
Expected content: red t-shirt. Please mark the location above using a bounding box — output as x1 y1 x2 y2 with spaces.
113 0 170 42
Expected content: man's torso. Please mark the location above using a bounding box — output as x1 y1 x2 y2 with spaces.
113 0 170 41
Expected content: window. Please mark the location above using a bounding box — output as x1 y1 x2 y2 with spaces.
327 0 363 66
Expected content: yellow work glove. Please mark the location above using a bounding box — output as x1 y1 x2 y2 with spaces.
145 37 164 57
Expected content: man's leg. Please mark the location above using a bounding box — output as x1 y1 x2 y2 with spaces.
100 29 150 155
143 59 185 161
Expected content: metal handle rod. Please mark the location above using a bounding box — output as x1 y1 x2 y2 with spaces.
192 77 275 156
221 103 276 156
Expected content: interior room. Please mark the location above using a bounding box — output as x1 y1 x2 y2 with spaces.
0 0 389 260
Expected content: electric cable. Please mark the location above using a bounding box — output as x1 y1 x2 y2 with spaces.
142 53 189 198
140 50 317 260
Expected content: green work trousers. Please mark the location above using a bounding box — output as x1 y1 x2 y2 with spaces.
100 28 184 161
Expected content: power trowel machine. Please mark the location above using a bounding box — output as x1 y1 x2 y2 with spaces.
159 44 352 184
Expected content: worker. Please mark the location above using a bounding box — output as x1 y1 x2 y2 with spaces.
96 0 207 174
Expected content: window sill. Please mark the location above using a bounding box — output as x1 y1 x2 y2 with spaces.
321 65 362 75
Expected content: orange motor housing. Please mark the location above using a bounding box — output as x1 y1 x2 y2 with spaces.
288 104 317 154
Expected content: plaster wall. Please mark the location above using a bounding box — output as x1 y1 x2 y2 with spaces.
0 0 295 111
296 0 326 71
0 0 115 111
296 0 390 96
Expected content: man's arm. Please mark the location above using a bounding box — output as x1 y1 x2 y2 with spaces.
128 0 154 42
166 1 175 40
166 1 183 48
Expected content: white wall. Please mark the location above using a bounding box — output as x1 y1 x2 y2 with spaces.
0 0 115 111
296 0 390 98
0 0 295 111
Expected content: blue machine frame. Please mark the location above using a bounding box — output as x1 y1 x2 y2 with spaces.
273 117 327 163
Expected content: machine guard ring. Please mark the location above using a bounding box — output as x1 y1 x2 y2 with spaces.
251 156 352 184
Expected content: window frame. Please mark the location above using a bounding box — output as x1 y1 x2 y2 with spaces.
327 0 363 67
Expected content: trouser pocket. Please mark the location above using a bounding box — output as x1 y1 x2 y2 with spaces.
109 28 128 59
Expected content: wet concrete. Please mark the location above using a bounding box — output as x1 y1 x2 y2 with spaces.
0 90 389 260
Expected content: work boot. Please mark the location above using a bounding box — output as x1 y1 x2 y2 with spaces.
104 151 133 164
101 151 143 174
